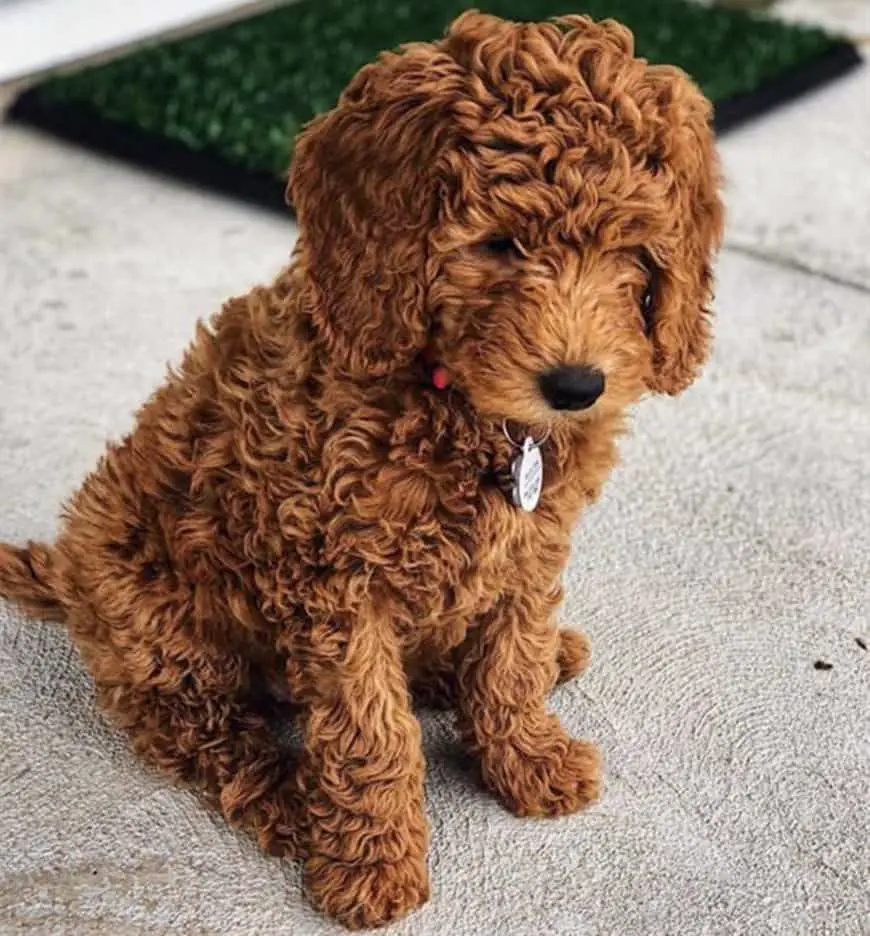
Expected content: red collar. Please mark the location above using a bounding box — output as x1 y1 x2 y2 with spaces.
431 364 451 390
422 349 451 390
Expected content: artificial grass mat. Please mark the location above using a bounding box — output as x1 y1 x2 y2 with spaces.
11 0 861 212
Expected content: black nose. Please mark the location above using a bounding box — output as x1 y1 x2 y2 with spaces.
539 365 605 411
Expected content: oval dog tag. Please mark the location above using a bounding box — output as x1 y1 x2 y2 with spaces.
511 437 543 512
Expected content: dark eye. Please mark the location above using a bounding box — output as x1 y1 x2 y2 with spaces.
640 267 657 336
480 236 522 259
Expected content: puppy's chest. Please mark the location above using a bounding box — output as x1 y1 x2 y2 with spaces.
376 490 552 644
264 403 581 639
327 437 569 638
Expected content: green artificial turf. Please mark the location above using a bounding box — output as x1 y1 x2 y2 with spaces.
15 0 857 195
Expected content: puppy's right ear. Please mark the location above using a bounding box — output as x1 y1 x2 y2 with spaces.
288 44 461 377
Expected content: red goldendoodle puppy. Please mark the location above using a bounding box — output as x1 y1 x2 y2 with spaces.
0 12 723 928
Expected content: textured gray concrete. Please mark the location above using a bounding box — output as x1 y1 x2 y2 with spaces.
720 63 870 290
2 57 870 936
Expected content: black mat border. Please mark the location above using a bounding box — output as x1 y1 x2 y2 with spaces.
712 38 862 133
10 95 293 214
9 39 862 216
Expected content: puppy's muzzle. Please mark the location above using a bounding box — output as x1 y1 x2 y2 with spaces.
539 366 605 411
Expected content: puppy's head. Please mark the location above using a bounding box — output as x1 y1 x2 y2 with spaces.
289 12 723 421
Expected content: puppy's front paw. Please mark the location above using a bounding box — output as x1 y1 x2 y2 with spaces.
304 853 429 929
482 737 601 818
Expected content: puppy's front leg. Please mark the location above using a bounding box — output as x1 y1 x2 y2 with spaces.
299 607 429 929
457 591 601 817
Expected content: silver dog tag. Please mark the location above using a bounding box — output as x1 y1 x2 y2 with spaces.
511 437 543 512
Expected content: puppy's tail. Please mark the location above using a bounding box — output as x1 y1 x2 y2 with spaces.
0 541 66 622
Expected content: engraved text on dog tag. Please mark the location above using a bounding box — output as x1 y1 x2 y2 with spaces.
511 437 543 512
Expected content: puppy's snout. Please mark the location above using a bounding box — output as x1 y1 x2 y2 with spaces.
539 365 605 411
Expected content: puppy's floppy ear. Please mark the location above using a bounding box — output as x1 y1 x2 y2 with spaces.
288 43 461 377
643 66 724 396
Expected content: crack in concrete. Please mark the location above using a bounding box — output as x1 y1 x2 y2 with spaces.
723 241 870 294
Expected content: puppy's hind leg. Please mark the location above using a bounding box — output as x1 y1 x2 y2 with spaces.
89 630 307 860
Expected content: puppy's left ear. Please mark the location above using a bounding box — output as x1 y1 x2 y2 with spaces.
288 43 461 377
644 67 724 396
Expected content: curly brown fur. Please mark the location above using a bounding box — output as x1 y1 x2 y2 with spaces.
0 13 722 929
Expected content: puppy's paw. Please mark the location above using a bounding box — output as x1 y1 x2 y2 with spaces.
304 853 430 929
484 737 602 818
556 628 591 684
220 766 309 860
